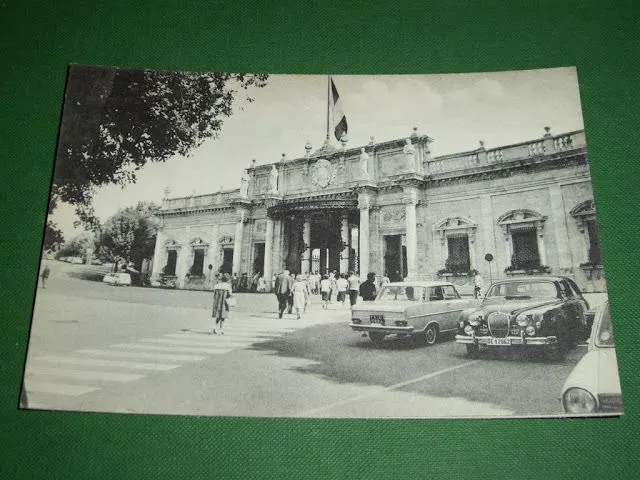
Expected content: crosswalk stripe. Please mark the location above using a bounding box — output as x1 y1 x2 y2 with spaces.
111 343 233 354
172 332 281 339
26 366 144 382
77 349 207 361
30 355 180 371
25 381 100 396
144 337 252 346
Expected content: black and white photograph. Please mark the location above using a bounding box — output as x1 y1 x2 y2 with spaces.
22 65 622 418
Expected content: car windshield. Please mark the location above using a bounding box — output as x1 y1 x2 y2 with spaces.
377 285 426 302
486 281 558 300
595 303 615 348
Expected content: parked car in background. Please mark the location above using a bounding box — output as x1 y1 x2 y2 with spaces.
456 276 589 359
561 300 622 415
102 272 132 286
350 281 479 347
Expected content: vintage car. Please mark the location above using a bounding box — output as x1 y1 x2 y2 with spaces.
455 276 589 359
561 300 623 415
350 281 479 347
102 272 132 286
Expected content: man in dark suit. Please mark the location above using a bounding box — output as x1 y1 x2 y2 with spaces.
274 269 293 318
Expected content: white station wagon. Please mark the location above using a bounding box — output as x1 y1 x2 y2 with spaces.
350 281 479 347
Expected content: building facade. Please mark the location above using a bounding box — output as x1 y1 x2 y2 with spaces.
151 127 606 294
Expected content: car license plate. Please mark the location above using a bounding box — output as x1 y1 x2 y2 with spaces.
487 337 511 345
370 315 385 325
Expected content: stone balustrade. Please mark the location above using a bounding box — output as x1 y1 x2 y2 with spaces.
427 130 585 176
161 190 238 211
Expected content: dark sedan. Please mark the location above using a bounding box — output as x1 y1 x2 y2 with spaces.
455 276 589 359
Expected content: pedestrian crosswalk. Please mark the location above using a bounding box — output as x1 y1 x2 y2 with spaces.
23 314 340 407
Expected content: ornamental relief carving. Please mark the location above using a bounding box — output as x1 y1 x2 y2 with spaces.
380 205 406 224
309 159 336 189
254 221 267 236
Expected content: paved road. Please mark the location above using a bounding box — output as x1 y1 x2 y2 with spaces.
22 261 604 418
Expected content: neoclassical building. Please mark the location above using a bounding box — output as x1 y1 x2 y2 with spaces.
151 127 606 293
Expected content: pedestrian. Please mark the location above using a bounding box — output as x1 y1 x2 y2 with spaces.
257 274 266 293
472 269 484 299
320 274 331 309
329 270 338 303
287 272 296 314
359 272 378 301
380 272 390 289
39 263 51 289
274 269 293 318
347 271 361 308
336 273 349 308
211 273 233 335
291 274 308 320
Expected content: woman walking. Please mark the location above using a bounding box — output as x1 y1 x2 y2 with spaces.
211 273 233 335
291 274 308 320
320 274 331 310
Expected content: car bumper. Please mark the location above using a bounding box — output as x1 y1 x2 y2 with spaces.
350 324 415 335
455 333 558 346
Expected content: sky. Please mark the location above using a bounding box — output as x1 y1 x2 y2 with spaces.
51 67 585 239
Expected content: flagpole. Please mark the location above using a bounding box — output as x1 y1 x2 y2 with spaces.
326 75 331 141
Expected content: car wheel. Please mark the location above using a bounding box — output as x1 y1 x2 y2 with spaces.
424 324 438 346
466 344 480 359
368 332 385 346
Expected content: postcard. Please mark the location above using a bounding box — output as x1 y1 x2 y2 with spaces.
22 66 622 418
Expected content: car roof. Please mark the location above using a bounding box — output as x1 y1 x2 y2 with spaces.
490 276 569 283
385 281 454 288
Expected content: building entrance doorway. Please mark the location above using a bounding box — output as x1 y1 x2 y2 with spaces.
221 248 233 274
253 243 265 275
384 235 407 282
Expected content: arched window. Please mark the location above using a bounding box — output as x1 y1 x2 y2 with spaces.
497 209 548 271
570 200 602 266
434 217 478 274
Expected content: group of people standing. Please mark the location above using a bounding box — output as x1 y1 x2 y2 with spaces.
228 272 266 293
274 270 383 318
211 269 386 333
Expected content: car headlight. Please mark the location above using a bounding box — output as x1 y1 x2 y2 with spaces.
469 315 482 326
516 313 531 327
525 325 536 336
562 388 597 414
464 325 474 335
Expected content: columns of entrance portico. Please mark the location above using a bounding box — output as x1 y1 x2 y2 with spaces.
358 193 371 276
151 227 165 280
340 213 350 273
301 215 311 275
403 186 418 279
263 216 275 291
232 207 248 275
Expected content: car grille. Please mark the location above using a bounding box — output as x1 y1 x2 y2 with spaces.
487 312 511 338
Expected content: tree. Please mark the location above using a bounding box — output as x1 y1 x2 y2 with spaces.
98 202 160 270
52 65 268 228
56 232 94 259
43 221 64 251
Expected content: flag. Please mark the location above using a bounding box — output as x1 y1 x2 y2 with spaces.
331 78 348 141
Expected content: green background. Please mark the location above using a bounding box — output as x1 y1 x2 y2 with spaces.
2 0 638 478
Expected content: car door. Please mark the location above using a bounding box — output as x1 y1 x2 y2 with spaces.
410 286 446 331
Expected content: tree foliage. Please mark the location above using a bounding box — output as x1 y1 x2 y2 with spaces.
43 221 64 250
56 232 94 259
52 65 268 228
98 202 160 269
